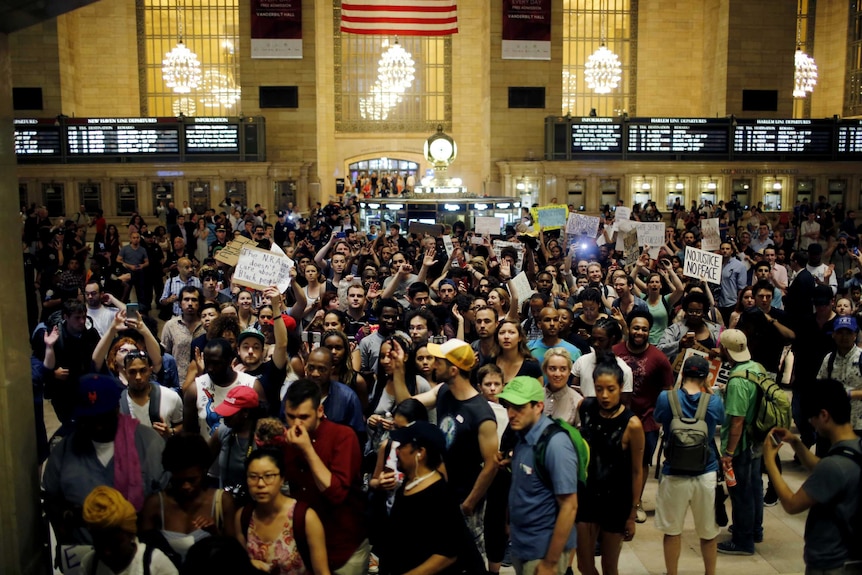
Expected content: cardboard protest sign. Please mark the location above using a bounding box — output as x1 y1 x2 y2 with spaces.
475 216 503 236
637 222 666 259
700 218 721 251
530 204 569 231
615 206 631 221
615 219 639 251
623 228 641 264
674 348 725 388
214 236 257 267
233 245 295 291
566 213 600 238
682 246 721 284
408 222 443 237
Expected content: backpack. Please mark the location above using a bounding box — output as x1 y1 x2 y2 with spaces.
119 382 162 426
728 366 792 444
664 387 711 473
534 418 590 487
241 500 311 568
825 440 862 561
827 351 862 379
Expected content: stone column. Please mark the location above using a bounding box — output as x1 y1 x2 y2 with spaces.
0 32 52 575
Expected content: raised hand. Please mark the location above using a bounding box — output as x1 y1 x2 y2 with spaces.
422 247 438 268
44 325 60 347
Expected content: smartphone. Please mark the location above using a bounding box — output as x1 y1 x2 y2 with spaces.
126 303 139 317
769 433 781 447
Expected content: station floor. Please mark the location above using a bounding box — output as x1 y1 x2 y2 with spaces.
44 404 811 575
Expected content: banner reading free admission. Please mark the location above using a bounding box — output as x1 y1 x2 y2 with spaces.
251 0 302 59
502 0 551 60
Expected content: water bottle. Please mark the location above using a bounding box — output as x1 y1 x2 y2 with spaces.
725 465 737 487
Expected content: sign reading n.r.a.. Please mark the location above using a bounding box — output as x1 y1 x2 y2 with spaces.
683 246 722 284
234 246 293 290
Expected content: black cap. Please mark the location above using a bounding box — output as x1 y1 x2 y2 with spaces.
141 230 154 238
682 355 710 379
389 421 446 455
276 210 285 217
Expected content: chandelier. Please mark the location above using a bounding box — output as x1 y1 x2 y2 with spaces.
793 49 818 98
201 70 241 108
162 0 202 94
562 68 577 115
377 38 415 93
171 97 197 117
584 0 621 94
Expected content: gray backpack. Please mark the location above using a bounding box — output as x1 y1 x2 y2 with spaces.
664 387 711 474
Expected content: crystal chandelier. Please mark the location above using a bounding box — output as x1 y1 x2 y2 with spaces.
584 0 622 94
562 68 577 115
201 70 241 108
171 97 197 117
793 48 818 97
377 38 415 93
162 0 202 94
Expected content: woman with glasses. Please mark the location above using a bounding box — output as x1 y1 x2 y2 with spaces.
140 434 236 567
92 308 163 386
657 291 722 365
237 448 331 575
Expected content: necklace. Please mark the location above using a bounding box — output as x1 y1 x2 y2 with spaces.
404 470 437 491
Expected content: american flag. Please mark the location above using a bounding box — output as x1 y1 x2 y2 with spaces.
340 0 458 36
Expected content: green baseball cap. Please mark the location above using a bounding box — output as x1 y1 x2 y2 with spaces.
497 376 545 406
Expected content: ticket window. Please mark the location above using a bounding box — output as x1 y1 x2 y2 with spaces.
665 178 686 210
117 183 138 216
797 180 814 208
189 182 210 215
79 183 101 215
152 182 174 217
42 183 65 218
732 179 751 210
600 179 619 211
226 181 248 212
567 179 585 211
829 180 846 208
631 177 654 209
762 177 785 212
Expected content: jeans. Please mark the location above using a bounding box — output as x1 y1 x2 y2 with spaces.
728 448 763 549
792 391 816 447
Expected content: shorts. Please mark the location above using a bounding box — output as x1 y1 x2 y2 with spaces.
654 471 720 540
576 488 630 534
643 429 659 467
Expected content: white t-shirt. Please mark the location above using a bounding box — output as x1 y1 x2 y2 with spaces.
194 372 258 439
126 388 184 428
88 305 118 338
571 351 634 397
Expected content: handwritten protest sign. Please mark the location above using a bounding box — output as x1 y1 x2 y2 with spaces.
530 204 569 231
233 245 294 291
615 206 631 221
566 213 600 238
493 240 525 271
623 228 641 264
475 216 503 236
510 271 535 308
269 243 295 292
637 222 666 259
214 236 256 267
700 218 721 251
615 219 639 251
683 246 721 284
408 222 443 237
442 235 454 257
674 348 726 388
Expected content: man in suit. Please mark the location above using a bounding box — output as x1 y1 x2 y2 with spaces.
785 250 816 319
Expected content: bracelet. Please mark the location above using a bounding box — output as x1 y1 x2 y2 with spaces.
725 450 735 457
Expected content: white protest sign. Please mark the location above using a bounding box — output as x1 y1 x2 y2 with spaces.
615 206 631 221
510 271 535 308
615 219 639 251
233 246 294 291
470 235 486 245
493 240 525 271
637 222 666 259
566 213 601 238
683 246 722 284
475 216 503 237
442 235 454 257
700 218 721 251
269 242 295 292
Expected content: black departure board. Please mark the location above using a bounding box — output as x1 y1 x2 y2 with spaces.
570 118 623 155
184 119 241 154
837 120 862 158
66 118 180 156
626 118 730 157
732 118 833 158
14 119 62 161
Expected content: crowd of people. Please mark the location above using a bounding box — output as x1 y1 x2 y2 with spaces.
20 191 862 575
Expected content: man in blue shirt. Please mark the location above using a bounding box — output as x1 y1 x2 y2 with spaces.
718 241 748 325
297 347 364 440
499 376 579 575
528 307 582 365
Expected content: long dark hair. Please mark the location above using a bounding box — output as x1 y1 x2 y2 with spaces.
367 334 416 417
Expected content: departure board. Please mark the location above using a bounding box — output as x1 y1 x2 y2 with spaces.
733 119 833 157
837 120 862 158
14 119 62 160
570 118 623 155
626 118 730 157
184 119 241 154
66 118 180 156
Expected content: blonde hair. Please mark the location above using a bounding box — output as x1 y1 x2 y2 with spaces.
542 347 573 374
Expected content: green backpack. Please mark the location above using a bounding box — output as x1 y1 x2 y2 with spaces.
534 418 590 486
728 366 792 444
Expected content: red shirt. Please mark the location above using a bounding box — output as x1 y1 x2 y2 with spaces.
283 418 366 569
612 342 673 432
